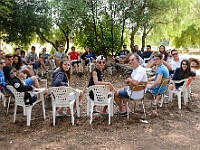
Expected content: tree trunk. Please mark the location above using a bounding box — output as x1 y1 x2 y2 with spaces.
130 25 139 52
91 0 98 48
120 12 126 48
141 26 147 52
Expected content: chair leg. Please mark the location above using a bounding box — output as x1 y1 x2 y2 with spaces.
70 105 74 126
42 98 46 120
86 100 90 116
126 101 129 120
160 94 164 107
183 90 188 106
169 91 173 102
90 103 94 124
177 93 181 110
26 106 33 126
23 106 26 116
141 99 147 120
76 95 80 118
108 104 111 125
52 105 56 126
13 104 17 123
6 96 12 115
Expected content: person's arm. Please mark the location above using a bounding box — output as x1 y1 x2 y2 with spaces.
0 72 6 87
148 76 155 82
162 60 172 71
148 74 162 89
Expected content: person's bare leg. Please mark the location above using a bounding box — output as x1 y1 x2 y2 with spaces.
74 63 78 73
114 91 126 112
31 76 40 88
55 58 60 67
39 59 47 71
23 67 35 77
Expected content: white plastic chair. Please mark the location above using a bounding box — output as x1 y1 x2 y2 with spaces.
49 87 80 126
7 85 46 126
86 85 114 125
168 78 191 110
126 82 147 120
0 92 6 107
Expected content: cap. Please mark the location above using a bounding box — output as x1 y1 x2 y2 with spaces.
96 55 105 62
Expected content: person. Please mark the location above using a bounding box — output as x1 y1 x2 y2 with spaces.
147 53 170 106
114 54 147 115
159 45 168 61
0 60 11 95
26 46 48 72
189 58 200 73
80 46 90 66
85 49 96 63
14 48 21 56
168 49 186 72
12 54 35 79
53 45 66 67
123 45 143 65
141 45 153 59
3 65 48 105
134 45 142 57
52 59 83 116
68 46 83 76
5 54 13 66
88 55 114 115
39 47 53 69
168 59 196 91
113 44 130 63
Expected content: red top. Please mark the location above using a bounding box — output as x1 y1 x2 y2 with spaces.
68 51 80 61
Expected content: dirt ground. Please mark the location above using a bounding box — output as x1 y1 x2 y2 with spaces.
0 70 200 150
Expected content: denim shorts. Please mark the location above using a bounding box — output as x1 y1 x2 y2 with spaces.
118 87 129 99
33 62 41 69
23 78 34 86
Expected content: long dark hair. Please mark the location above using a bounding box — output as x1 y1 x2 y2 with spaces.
159 45 168 61
59 60 71 80
12 54 22 70
180 59 191 79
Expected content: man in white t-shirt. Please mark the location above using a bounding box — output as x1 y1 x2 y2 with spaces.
114 54 147 115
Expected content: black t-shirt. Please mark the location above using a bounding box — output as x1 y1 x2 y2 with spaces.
88 68 104 100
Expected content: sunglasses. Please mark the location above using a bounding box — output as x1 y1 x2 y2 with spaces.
98 61 105 64
172 53 178 56
182 63 187 66
153 58 160 61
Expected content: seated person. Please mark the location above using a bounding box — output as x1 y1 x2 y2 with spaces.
88 55 114 115
39 47 54 69
12 54 35 79
68 46 83 76
80 46 89 66
52 59 83 116
113 44 130 63
53 45 66 68
147 53 170 106
168 59 196 91
189 58 200 73
20 50 35 77
141 45 154 60
0 61 11 95
26 46 48 72
3 66 47 105
85 49 96 63
114 54 147 115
